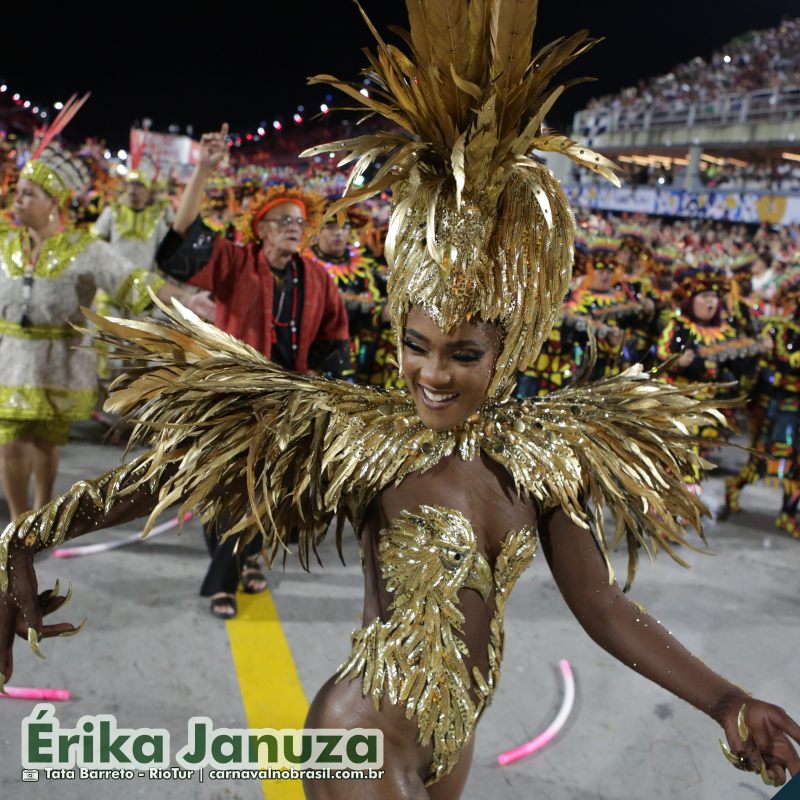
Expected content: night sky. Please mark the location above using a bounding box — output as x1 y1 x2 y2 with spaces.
2 0 797 148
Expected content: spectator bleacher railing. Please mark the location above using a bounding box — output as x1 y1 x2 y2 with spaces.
573 85 800 136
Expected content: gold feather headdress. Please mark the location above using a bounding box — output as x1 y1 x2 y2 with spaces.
302 0 620 398
20 93 92 206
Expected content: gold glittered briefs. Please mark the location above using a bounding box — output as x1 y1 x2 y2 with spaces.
336 505 537 783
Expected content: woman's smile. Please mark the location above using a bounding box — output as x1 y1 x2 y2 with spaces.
402 307 500 431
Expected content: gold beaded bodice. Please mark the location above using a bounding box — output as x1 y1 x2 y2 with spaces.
336 505 537 783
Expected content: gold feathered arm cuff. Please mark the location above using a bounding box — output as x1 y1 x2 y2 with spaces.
0 455 158 591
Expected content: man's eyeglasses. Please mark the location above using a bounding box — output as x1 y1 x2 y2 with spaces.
264 215 306 229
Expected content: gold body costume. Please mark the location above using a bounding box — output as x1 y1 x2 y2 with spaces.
0 0 742 789
339 505 536 781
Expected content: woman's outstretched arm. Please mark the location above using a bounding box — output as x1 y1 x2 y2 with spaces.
540 506 800 787
0 457 171 687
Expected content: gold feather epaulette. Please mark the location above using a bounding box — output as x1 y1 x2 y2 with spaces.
482 366 735 589
81 299 451 568
89 300 730 585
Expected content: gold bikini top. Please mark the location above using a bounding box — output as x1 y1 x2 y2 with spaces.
336 505 538 784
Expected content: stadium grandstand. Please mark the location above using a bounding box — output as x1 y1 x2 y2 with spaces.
563 17 800 226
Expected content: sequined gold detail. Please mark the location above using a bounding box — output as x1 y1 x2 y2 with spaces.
0 385 96 421
111 269 165 315
0 320 79 340
110 204 165 242
19 161 70 205
0 229 94 280
337 506 536 782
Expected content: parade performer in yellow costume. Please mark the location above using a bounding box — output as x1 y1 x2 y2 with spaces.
1 4 799 797
0 96 183 518
564 237 644 378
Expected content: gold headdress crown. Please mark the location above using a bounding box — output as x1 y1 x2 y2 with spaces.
303 0 620 397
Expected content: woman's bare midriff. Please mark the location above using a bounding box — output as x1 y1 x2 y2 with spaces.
304 452 538 799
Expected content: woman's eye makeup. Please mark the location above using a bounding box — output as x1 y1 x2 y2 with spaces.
401 338 426 353
402 338 484 363
452 351 483 363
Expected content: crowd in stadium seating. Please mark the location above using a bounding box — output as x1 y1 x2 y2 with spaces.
619 158 800 192
586 17 800 113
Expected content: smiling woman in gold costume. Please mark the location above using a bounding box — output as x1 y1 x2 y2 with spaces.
1 1 799 797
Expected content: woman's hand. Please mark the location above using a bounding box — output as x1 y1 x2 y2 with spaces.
0 544 79 689
718 695 800 787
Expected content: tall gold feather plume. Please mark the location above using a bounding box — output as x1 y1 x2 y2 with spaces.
302 0 620 398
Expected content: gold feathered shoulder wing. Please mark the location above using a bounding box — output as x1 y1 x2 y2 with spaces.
476 364 733 589
2 301 731 585
85 300 452 566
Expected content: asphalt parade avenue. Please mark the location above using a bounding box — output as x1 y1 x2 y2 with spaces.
0 422 798 800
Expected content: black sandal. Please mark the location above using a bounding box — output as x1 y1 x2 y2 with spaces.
209 593 237 619
240 559 267 594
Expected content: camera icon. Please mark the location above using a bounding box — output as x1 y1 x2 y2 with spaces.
21 769 39 782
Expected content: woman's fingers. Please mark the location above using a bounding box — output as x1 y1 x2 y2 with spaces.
762 759 785 787
750 710 800 782
41 620 84 638
0 595 18 687
8 551 45 657
39 588 72 619
774 729 800 777
777 709 800 749
724 705 765 773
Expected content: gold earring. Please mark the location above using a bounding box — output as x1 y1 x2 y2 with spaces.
48 212 56 224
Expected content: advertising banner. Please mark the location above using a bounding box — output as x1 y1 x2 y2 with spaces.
566 185 800 226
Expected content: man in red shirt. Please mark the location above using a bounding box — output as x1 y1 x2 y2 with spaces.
156 124 351 618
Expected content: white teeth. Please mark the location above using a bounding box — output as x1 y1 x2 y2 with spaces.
421 387 458 403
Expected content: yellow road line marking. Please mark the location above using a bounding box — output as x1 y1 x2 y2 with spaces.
228 590 308 800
